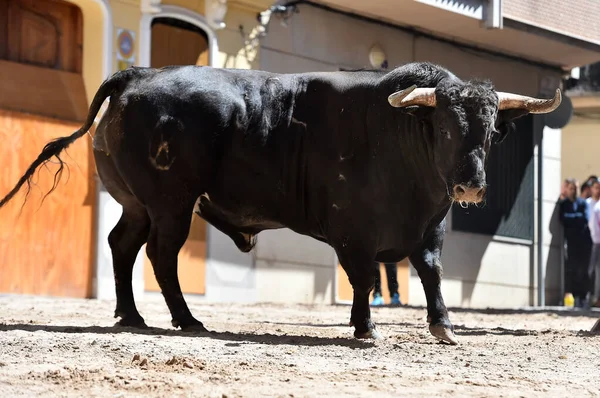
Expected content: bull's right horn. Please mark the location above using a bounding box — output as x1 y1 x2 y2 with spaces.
497 88 562 114
388 85 437 108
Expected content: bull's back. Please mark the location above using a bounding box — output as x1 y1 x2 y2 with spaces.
112 66 305 227
107 67 247 173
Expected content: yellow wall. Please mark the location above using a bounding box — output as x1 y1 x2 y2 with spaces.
111 0 142 72
561 116 600 184
65 0 110 104
163 0 204 11
66 0 268 102
106 0 267 71
212 4 263 69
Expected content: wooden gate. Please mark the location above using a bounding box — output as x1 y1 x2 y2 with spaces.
142 17 210 296
0 0 94 297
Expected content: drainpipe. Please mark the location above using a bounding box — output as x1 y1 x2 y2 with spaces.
537 124 545 307
559 223 565 304
483 0 503 29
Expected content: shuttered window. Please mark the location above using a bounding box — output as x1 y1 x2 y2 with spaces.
451 115 535 240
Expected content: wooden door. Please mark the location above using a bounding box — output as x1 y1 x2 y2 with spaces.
150 17 209 68
143 17 210 295
336 259 410 304
0 0 93 297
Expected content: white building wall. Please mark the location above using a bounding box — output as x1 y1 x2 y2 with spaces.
256 4 564 307
539 124 564 306
204 227 257 303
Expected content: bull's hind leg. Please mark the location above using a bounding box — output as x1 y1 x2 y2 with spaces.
408 220 457 345
108 202 150 327
145 204 208 332
336 247 382 340
94 148 151 328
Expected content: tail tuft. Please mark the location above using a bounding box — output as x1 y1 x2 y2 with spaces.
0 132 84 210
0 67 134 211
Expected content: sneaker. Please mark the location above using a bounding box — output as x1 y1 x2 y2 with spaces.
390 292 402 305
371 293 384 306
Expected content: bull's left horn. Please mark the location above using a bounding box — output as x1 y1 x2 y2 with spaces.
388 86 436 108
497 88 562 114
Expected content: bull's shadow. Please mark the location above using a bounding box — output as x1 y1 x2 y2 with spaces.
0 322 376 349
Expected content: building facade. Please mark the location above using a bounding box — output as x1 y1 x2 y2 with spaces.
562 63 600 186
2 0 600 308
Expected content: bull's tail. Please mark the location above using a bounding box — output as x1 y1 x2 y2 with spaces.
0 68 136 210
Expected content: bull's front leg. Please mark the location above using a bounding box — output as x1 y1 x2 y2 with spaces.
408 219 457 345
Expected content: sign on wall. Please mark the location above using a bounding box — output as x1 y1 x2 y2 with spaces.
116 28 136 70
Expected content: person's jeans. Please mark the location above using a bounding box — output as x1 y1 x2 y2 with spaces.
564 238 592 300
373 262 398 296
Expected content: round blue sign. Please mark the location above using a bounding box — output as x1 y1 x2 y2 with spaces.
118 30 134 59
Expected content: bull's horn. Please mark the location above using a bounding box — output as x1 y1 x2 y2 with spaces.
388 86 436 108
497 88 562 114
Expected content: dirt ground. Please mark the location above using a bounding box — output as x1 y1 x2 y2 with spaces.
1 295 599 398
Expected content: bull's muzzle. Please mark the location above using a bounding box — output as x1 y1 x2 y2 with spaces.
452 184 486 204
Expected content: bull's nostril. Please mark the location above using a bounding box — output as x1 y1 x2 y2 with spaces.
477 187 486 199
454 185 466 195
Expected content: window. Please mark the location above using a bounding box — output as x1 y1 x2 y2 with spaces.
451 115 535 240
0 0 86 122
0 0 83 73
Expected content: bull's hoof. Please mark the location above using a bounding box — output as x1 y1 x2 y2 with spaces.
354 328 384 340
429 323 458 345
114 312 147 328
181 324 213 335
173 319 213 335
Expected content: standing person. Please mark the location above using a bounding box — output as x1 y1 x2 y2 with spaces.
581 177 596 225
588 178 600 307
559 178 592 307
560 179 569 201
581 181 592 201
587 178 600 229
581 175 597 202
371 262 402 306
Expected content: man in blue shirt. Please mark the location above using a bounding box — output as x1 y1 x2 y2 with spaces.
559 178 593 307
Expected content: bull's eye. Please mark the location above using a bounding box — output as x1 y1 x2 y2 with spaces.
439 128 450 138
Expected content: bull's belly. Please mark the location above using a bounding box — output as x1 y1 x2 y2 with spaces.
197 191 287 232
374 249 412 263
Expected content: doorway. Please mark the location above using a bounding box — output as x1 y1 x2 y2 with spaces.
0 0 94 297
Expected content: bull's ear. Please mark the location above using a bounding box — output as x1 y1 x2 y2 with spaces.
494 108 529 144
493 122 512 144
497 108 529 124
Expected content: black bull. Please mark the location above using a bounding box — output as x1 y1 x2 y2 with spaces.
0 62 561 345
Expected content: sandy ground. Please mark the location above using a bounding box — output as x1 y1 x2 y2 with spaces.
1 294 599 397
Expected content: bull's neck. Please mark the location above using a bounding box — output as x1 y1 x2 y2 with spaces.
364 85 451 208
